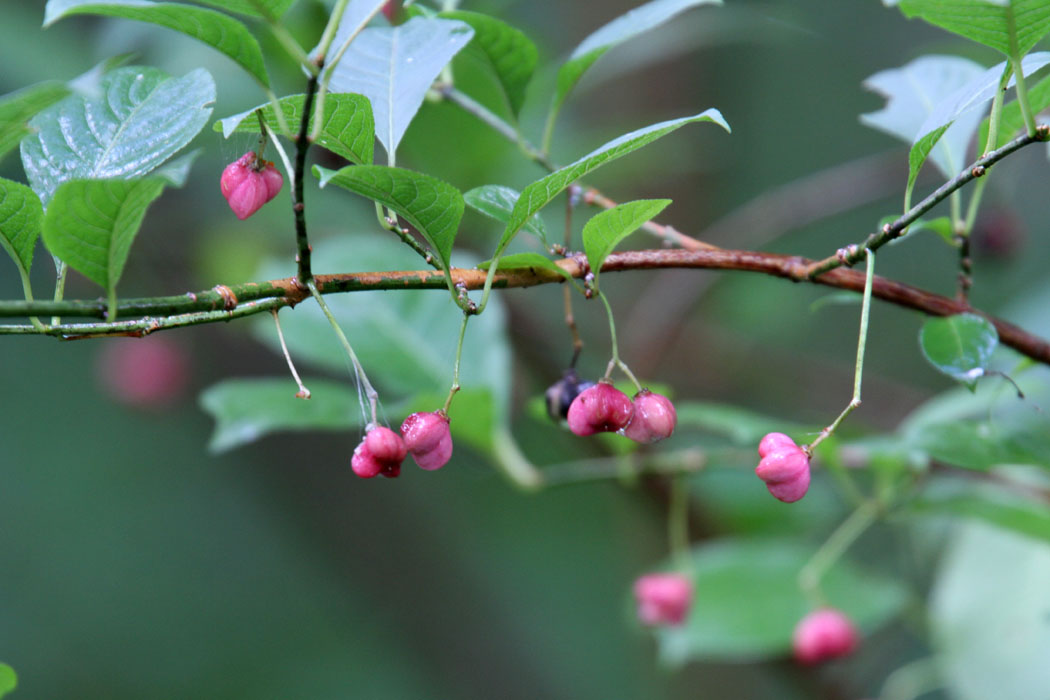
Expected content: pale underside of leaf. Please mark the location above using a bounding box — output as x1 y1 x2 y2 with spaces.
464 184 549 246
20 65 214 206
324 16 474 157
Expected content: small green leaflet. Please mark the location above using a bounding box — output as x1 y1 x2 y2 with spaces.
315 165 464 274
218 93 375 165
0 178 44 279
896 0 1050 58
464 185 549 246
919 312 999 389
20 66 214 205
441 10 538 118
44 0 270 85
583 199 670 286
548 0 721 140
0 81 70 162
497 110 728 258
41 177 167 310
200 378 361 453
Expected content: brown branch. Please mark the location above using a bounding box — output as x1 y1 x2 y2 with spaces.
3 248 1048 365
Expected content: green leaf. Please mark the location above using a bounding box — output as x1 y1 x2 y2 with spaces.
464 185 549 246
41 177 166 295
498 110 728 257
911 488 1050 545
906 215 955 245
907 124 949 201
896 0 1050 57
217 93 375 165
324 16 474 156
315 165 464 273
582 198 670 285
919 312 999 387
861 55 985 181
931 523 1050 700
477 252 573 281
674 401 815 446
550 0 722 130
44 0 270 85
199 378 362 453
20 66 214 206
440 10 538 117
0 663 16 699
0 81 70 162
190 0 296 18
0 178 44 277
911 415 1050 470
655 538 907 663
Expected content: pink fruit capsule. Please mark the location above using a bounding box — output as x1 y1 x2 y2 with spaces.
352 426 407 479
755 432 811 503
566 382 634 436
633 572 693 626
623 389 677 444
401 411 453 470
220 152 283 220
792 608 859 664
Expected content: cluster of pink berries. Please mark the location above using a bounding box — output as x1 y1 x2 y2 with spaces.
351 411 452 479
220 151 283 220
756 432 811 503
560 381 677 444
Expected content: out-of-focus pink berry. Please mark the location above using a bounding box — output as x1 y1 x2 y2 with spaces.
97 336 188 408
566 382 634 436
792 608 858 664
352 426 407 479
633 572 693 626
623 389 677 443
755 432 811 503
381 0 403 23
401 411 453 471
220 152 283 220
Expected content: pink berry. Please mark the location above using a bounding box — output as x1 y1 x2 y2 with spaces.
96 336 188 408
401 411 453 471
633 572 693 626
566 382 634 436
623 389 677 443
352 426 407 479
755 432 811 503
792 608 858 664
220 152 283 220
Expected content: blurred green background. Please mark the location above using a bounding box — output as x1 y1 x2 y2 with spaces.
2 1 1049 698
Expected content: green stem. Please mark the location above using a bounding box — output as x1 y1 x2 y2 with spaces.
1010 56 1037 136
314 0 351 65
963 177 988 234
983 63 1013 155
442 312 470 413
541 105 557 157
374 202 442 269
15 267 44 331
598 291 642 390
539 448 705 487
307 279 379 425
879 657 943 700
262 121 295 194
107 287 117 323
264 89 292 140
491 425 544 491
51 259 67 326
798 499 879 606
246 0 315 77
807 249 873 453
669 473 691 570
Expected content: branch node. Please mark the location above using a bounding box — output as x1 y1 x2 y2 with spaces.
971 165 987 178
212 285 239 311
1036 124 1050 141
